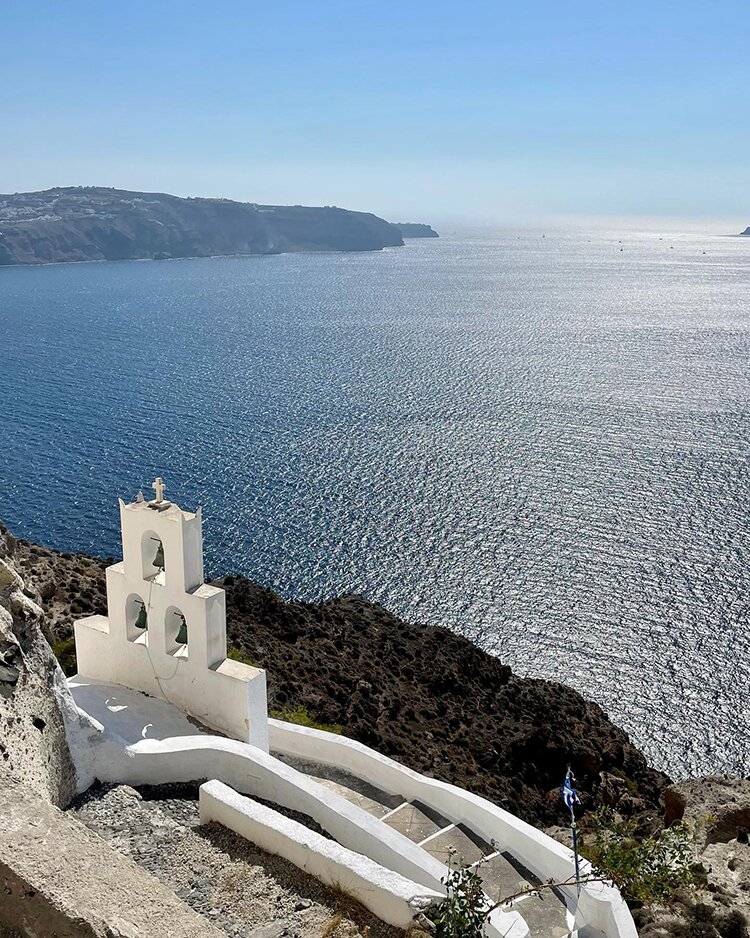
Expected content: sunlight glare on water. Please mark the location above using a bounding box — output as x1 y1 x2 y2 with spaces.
0 227 748 780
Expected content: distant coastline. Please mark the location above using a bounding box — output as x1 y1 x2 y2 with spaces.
0 186 436 267
392 222 439 239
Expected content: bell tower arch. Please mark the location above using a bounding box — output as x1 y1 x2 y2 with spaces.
73 477 269 750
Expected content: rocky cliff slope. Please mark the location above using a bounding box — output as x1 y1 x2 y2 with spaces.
3 521 750 936
0 535 77 806
635 776 750 937
3 522 668 828
0 187 405 265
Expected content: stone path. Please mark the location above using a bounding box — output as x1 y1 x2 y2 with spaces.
276 754 576 937
473 853 574 938
277 757 403 817
382 801 450 842
67 783 406 938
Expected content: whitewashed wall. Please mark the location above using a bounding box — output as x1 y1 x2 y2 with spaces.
200 780 443 929
74 496 269 749
84 732 528 937
269 720 637 938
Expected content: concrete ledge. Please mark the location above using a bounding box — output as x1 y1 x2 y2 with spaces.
74 613 109 634
67 678 529 938
200 779 442 929
0 776 223 938
74 620 270 750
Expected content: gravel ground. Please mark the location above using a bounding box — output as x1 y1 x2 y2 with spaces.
67 783 411 938
137 782 334 841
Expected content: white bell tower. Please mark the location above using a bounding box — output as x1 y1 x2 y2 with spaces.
74 479 269 751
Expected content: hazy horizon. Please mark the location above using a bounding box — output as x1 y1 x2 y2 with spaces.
2 1 749 225
2 184 747 235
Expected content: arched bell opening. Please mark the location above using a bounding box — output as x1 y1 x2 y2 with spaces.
126 593 148 645
165 605 188 658
141 529 165 584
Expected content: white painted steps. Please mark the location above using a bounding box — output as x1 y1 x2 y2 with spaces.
276 754 576 937
421 821 490 866
278 756 403 817
381 800 450 842
473 851 575 938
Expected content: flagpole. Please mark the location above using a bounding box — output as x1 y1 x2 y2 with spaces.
564 766 582 897
570 798 581 896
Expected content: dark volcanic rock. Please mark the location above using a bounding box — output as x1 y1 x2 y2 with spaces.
0 187 404 265
219 579 667 824
7 527 669 827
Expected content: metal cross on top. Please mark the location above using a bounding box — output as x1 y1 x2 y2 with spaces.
152 477 167 503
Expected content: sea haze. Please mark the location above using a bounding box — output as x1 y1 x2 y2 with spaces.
0 228 748 780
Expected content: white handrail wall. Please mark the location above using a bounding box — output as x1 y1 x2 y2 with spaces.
199 780 443 929
269 719 637 938
88 735 529 938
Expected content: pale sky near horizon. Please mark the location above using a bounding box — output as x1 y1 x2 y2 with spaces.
2 1 749 225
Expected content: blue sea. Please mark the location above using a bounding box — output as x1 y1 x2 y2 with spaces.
1 228 748 781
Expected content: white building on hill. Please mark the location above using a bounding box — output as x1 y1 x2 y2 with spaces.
74 478 269 749
70 478 637 938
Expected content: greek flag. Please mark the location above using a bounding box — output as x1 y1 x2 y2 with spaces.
562 769 580 811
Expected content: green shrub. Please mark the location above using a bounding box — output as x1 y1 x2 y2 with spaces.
270 704 341 735
227 646 256 667
609 766 639 796
432 862 490 937
51 636 77 677
581 809 707 902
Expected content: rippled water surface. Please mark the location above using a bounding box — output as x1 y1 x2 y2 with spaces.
1 228 748 779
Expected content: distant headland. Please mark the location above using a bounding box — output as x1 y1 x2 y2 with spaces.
392 222 439 238
740 226 750 236
0 187 437 266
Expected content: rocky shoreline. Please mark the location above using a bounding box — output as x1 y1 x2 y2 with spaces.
392 223 439 239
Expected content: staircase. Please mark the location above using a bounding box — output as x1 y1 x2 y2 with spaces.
279 756 576 938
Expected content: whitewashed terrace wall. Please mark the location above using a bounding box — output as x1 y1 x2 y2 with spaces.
268 720 637 938
74 612 268 749
76 731 528 938
126 738 443 885
200 780 443 929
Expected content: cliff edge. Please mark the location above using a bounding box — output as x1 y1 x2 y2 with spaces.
392 222 439 238
4 523 668 828
0 187 404 265
0 533 77 806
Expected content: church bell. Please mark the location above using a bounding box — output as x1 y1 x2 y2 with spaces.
175 614 188 645
152 540 165 570
135 603 148 631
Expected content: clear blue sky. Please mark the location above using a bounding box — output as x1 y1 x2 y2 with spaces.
2 1 748 223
